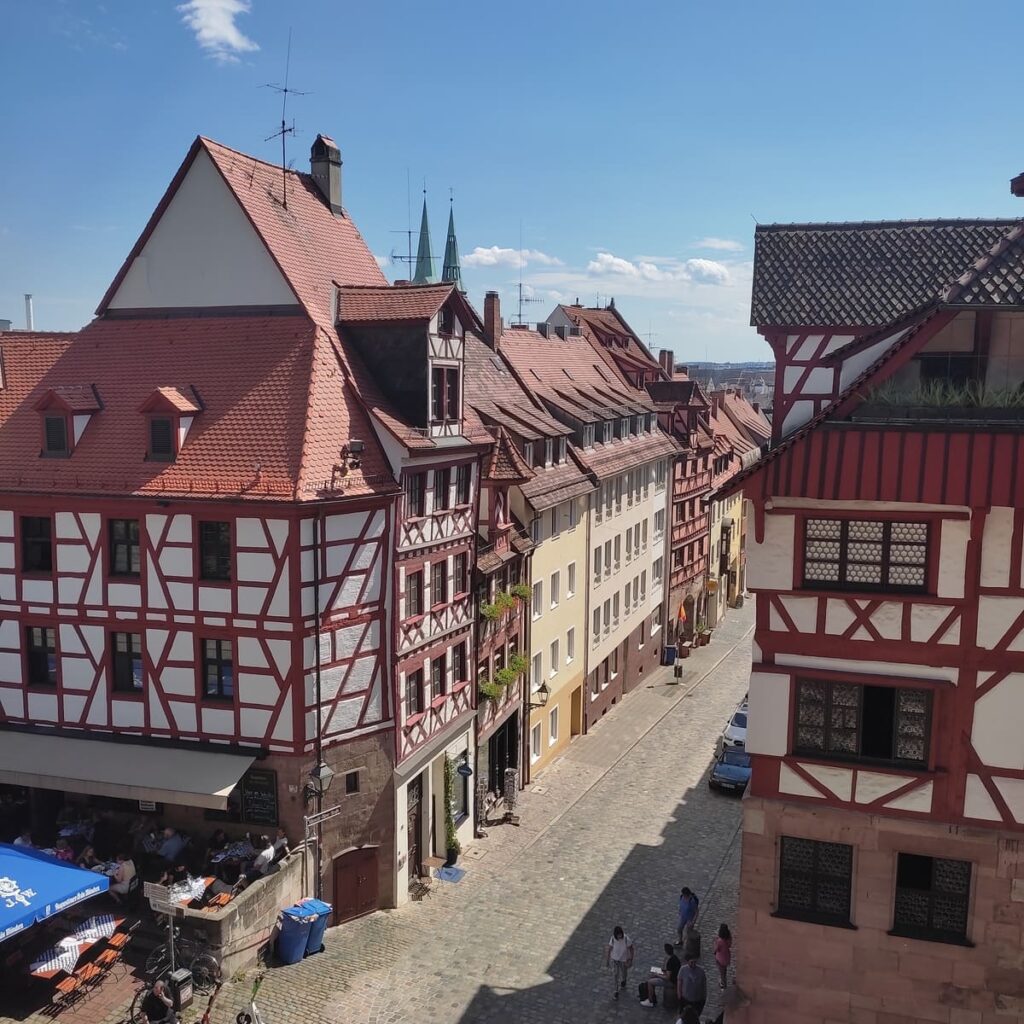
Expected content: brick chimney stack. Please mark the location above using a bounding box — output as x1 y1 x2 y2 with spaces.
658 349 675 377
484 291 501 350
310 135 343 216
1013 171 1024 198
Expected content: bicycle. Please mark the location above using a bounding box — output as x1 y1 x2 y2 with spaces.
144 926 222 994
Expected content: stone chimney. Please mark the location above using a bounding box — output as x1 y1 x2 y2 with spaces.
1012 171 1024 198
310 135 343 215
484 291 501 349
658 349 675 376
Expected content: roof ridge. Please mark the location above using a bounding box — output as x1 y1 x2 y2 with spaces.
755 217 1020 232
199 136 310 180
942 222 1024 304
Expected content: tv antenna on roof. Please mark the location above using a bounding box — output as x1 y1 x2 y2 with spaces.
262 28 309 210
514 220 542 325
388 170 418 276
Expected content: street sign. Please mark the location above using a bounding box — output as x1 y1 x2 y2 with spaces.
149 898 173 914
304 803 345 828
143 882 170 900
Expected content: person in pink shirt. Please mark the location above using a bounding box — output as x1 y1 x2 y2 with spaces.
713 922 732 990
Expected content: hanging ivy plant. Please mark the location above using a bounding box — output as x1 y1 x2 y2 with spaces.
478 679 503 701
480 602 500 621
509 583 532 602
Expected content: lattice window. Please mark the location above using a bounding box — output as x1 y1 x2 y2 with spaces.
777 836 853 926
803 518 929 593
893 853 971 944
794 679 931 767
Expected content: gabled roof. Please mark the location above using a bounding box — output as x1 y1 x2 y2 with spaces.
139 386 202 415
34 385 101 413
337 282 483 331
751 219 1019 328
0 317 398 501
942 223 1024 307
482 426 533 484
554 303 665 378
97 136 386 326
719 390 771 447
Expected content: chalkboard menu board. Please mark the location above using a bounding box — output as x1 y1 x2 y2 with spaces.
205 767 278 826
240 769 279 827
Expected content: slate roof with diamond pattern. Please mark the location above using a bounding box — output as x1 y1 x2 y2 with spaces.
751 219 1019 328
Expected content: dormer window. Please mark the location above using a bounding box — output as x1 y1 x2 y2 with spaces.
544 438 553 467
139 386 202 462
430 365 460 423
602 421 613 444
43 415 68 457
149 417 175 461
35 385 101 458
618 417 629 439
558 437 567 463
523 441 535 465
438 305 454 336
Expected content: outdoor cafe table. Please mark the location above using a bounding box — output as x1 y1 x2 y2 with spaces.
169 876 213 906
28 914 123 979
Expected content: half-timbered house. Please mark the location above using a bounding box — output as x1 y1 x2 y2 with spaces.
727 206 1024 1020
337 281 494 900
0 133 413 923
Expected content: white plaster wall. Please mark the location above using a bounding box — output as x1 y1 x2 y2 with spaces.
937 519 969 600
855 771 911 804
993 778 1024 824
745 671 791 757
838 329 908 390
972 673 1024 770
964 774 1002 821
801 763 852 802
977 596 1024 651
778 763 821 799
885 781 932 813
746 514 795 591
108 149 297 310
981 507 1015 589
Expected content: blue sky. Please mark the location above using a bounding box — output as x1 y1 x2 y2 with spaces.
1 1 1022 360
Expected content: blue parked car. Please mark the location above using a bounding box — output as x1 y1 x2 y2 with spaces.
709 747 752 794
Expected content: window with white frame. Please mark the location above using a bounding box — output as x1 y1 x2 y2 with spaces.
626 471 634 507
550 570 560 608
531 516 542 544
640 520 647 553
603 599 611 634
594 490 603 524
651 604 662 634
531 723 542 763
604 540 612 576
613 592 620 626
569 499 578 529
567 627 575 663
625 527 633 562
653 557 664 584
567 562 576 597
549 706 559 745
604 483 613 518
532 580 543 619
592 608 601 645
550 639 559 675
615 476 623 513
545 438 553 466
638 617 646 649
613 535 621 569
641 570 647 603
654 509 665 537
558 436 567 463
523 441 534 465
532 652 543 690
550 504 560 538
593 545 602 581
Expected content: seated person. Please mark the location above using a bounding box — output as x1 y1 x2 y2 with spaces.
109 852 137 903
77 844 101 870
140 979 177 1024
157 827 186 864
250 835 276 877
12 829 32 847
53 839 74 862
640 943 681 1006
159 862 190 887
271 827 290 863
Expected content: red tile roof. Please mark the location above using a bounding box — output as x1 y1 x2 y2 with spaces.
0 317 397 501
337 284 454 322
555 303 665 380
97 137 387 327
140 386 202 414
35 385 101 413
482 426 533 483
720 390 771 447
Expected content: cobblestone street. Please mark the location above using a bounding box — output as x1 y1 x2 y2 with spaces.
210 603 754 1024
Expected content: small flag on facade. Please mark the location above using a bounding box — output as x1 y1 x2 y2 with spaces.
677 603 687 623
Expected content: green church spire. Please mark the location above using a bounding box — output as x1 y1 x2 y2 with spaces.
441 201 463 292
412 195 435 284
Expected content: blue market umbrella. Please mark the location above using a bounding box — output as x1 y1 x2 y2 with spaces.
0 843 109 943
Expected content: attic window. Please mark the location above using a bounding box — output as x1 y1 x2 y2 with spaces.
43 415 69 457
438 305 454 336
149 417 176 461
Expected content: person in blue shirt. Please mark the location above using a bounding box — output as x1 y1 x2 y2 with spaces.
676 887 699 947
157 827 186 864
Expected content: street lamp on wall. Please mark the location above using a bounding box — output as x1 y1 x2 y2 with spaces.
527 681 550 711
303 761 335 805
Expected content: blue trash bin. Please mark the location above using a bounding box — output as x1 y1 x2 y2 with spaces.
277 904 315 965
301 898 333 955
662 644 677 666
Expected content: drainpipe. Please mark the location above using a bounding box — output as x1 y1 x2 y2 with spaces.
313 508 324 900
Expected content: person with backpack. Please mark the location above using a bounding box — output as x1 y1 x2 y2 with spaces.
604 925 635 999
676 886 699 947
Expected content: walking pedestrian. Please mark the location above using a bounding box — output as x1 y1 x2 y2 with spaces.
676 954 707 1019
676 886 699 946
604 925 635 1000
714 922 732 989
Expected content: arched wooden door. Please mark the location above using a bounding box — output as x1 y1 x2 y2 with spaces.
331 847 379 924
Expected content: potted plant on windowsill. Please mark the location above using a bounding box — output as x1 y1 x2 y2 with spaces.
443 755 462 867
478 678 503 702
509 583 532 602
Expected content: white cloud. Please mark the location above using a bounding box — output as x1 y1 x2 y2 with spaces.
374 254 389 270
462 246 563 269
178 0 259 63
586 252 731 287
693 237 744 252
